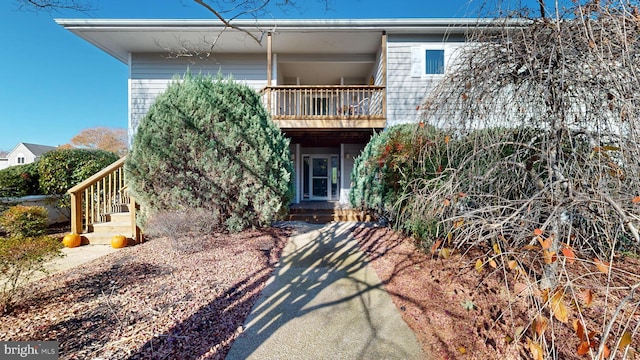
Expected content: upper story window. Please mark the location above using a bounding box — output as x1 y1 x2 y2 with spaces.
425 50 445 75
17 157 25 164
411 46 448 78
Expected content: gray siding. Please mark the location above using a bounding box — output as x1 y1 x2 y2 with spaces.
386 35 465 126
129 53 268 139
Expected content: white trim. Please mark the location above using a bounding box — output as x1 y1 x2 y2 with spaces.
411 44 450 79
294 143 301 204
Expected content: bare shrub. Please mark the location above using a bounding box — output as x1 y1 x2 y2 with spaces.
0 235 63 314
409 2 640 359
144 208 222 255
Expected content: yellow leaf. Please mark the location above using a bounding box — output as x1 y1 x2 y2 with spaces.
508 260 517 270
618 331 632 350
458 346 467 354
633 195 640 204
475 259 484 272
594 258 610 274
444 135 451 144
489 259 497 268
528 340 544 360
439 247 452 259
453 219 464 228
538 236 553 250
551 291 569 324
493 242 502 255
443 198 451 206
543 250 557 264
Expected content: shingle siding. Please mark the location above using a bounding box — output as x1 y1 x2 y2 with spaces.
129 53 268 136
386 35 465 126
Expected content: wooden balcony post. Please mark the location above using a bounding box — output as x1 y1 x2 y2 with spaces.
267 32 272 113
70 191 83 234
381 31 387 119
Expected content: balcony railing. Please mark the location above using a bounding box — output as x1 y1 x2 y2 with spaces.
262 85 385 121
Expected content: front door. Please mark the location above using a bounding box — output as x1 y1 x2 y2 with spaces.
310 156 330 200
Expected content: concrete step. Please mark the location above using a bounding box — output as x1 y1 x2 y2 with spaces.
286 210 374 223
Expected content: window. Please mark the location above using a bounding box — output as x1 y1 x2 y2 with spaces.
411 46 447 78
425 50 445 75
17 157 25 164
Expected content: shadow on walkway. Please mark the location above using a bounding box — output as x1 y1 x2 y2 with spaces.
225 222 424 360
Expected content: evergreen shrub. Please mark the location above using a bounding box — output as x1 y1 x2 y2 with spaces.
350 123 448 224
38 148 119 197
0 163 40 198
126 74 293 232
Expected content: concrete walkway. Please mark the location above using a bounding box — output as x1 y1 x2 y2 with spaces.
31 245 118 283
226 222 425 360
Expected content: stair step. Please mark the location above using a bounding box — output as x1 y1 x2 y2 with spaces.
286 211 374 223
90 221 132 234
104 212 131 222
81 233 136 245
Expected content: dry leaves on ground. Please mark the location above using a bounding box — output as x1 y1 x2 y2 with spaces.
0 227 290 360
352 224 640 360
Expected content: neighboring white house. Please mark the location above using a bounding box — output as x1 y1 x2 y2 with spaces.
0 152 8 170
57 18 494 204
0 143 56 170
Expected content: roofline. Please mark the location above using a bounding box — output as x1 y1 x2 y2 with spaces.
55 17 523 33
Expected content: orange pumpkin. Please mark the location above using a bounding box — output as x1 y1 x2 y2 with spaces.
111 235 128 249
62 233 81 248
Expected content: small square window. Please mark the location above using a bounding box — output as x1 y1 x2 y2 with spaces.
425 50 445 74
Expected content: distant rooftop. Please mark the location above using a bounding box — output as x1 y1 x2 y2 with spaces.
13 143 57 157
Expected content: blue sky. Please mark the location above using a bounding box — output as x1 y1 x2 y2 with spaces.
0 0 529 152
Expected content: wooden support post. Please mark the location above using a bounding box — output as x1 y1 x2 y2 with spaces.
381 31 387 120
130 196 140 243
70 192 83 235
267 32 272 113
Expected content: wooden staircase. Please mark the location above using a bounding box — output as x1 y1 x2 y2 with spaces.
286 202 374 223
85 211 136 245
68 157 142 245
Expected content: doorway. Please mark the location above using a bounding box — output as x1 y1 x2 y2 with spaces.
302 155 339 201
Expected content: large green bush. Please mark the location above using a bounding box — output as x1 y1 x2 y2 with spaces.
126 74 293 232
0 162 40 198
350 123 448 226
38 148 119 196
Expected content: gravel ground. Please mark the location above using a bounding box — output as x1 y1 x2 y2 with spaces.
0 226 291 360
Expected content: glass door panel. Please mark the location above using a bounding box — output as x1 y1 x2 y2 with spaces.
311 157 329 200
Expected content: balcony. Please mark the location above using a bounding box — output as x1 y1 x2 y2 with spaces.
262 85 386 129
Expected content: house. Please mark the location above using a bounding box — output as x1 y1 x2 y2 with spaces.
1 143 56 169
0 152 8 170
55 18 494 238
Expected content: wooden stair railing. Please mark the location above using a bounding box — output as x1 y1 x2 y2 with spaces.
67 157 142 242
